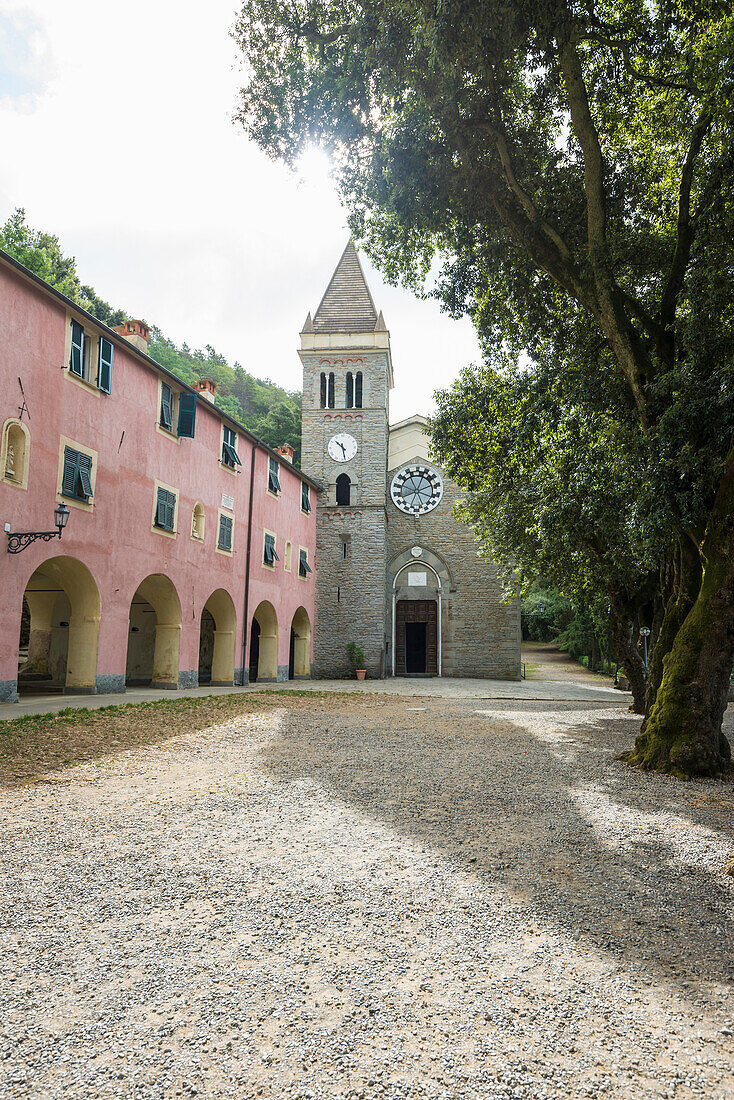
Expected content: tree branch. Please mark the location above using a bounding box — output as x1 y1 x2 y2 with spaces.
658 109 712 346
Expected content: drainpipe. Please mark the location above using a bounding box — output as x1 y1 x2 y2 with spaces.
241 442 258 683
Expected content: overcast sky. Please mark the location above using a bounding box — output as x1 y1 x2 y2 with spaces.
0 0 481 423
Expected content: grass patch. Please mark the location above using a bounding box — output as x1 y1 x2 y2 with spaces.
0 693 287 787
0 689 391 787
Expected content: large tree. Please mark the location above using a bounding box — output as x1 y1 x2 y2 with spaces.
430 350 663 714
234 0 734 775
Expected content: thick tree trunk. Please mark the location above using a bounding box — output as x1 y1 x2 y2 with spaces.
626 447 734 776
609 597 646 714
644 536 701 716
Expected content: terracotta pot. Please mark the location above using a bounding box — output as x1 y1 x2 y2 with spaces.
356 669 366 681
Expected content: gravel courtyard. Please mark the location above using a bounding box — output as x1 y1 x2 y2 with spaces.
1 692 733 1100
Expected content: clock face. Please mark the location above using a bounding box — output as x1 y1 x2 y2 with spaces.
328 433 358 462
390 464 444 516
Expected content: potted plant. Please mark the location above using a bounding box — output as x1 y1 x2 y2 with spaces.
347 642 367 680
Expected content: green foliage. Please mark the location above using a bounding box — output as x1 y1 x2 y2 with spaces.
521 584 574 642
0 208 126 326
347 641 366 668
147 331 302 463
0 208 302 460
555 613 595 661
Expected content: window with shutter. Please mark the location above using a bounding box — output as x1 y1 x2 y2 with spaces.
70 321 85 377
222 426 241 467
155 487 176 531
263 532 279 566
268 456 281 495
61 446 94 501
98 338 113 393
178 392 197 437
299 549 312 578
301 482 311 513
218 513 233 550
160 382 174 431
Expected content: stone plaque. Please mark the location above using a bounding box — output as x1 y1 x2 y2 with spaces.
408 571 427 586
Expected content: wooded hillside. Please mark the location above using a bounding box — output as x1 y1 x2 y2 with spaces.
0 209 302 462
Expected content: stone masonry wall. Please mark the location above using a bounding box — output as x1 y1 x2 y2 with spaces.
302 349 390 678
386 461 521 680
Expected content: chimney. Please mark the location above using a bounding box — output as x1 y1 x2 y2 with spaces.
112 319 149 354
276 443 294 463
194 377 217 403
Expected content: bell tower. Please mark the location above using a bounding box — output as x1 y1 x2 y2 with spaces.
299 240 393 677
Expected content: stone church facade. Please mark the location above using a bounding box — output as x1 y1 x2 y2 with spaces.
300 240 521 680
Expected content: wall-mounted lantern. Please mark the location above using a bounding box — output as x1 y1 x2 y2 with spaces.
7 503 70 554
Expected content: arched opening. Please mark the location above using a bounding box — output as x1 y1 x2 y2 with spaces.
249 600 278 683
126 574 181 688
328 371 335 408
18 556 100 694
336 473 351 506
320 372 327 408
346 371 354 408
2 418 30 489
198 589 236 686
355 371 363 408
289 607 311 680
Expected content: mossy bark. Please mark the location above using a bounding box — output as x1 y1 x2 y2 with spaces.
626 446 734 776
644 536 701 717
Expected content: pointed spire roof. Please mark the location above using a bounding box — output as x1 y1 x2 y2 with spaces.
301 311 314 333
312 239 379 334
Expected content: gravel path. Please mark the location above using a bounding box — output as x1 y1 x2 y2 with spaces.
1 695 733 1099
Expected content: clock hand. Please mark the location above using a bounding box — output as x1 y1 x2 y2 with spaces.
339 441 346 457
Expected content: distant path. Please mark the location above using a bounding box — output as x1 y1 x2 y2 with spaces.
522 641 611 684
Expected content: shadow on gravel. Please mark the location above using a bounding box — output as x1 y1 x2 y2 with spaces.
260 698 734 1005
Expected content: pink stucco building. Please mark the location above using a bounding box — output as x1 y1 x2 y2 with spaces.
0 249 318 703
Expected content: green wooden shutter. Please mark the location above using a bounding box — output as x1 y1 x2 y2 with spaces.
218 514 232 550
165 491 175 530
156 488 175 530
70 321 84 376
299 550 312 577
178 392 197 437
62 447 79 496
77 453 93 499
98 338 113 393
268 458 281 493
301 483 311 513
160 383 173 430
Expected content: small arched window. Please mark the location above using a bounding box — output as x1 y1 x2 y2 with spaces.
1 419 30 490
191 502 205 540
328 371 335 408
355 371 363 408
336 473 351 506
284 540 293 572
320 372 327 408
346 371 354 408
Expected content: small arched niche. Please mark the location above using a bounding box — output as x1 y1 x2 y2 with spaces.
1 418 30 490
191 502 205 541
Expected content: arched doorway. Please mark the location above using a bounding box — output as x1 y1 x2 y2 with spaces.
249 601 278 683
391 560 444 677
198 589 236 686
18 556 100 694
126 574 181 688
289 607 311 680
